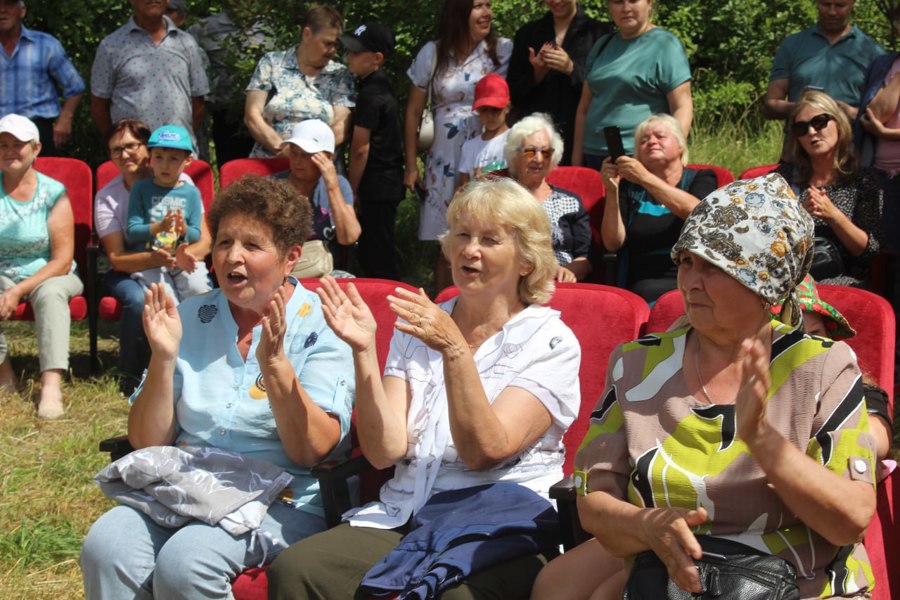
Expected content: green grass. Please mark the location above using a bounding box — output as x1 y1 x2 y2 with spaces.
0 122 895 599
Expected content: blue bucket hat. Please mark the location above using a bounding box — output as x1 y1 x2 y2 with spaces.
148 124 193 153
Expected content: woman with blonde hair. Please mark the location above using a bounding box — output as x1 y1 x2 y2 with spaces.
778 90 882 287
269 178 581 599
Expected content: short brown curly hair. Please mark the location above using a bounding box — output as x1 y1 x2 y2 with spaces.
207 175 312 257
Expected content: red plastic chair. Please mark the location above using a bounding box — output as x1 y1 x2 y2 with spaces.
231 278 417 600
91 160 216 371
219 158 290 189
738 164 779 180
546 166 606 246
686 163 735 188
646 286 898 599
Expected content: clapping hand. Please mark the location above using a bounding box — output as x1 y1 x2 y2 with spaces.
317 276 378 353
174 243 199 272
388 287 462 352
803 186 840 222
735 322 773 448
257 283 290 368
142 283 182 361
539 42 573 75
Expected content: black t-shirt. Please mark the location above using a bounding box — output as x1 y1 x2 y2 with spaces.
354 69 403 178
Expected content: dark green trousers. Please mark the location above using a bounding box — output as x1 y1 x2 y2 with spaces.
267 522 554 599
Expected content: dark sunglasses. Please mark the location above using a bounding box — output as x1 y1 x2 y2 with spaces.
790 113 834 138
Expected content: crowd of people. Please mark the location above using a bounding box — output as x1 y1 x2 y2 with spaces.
0 0 897 598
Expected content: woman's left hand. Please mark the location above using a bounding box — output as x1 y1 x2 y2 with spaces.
555 266 577 283
0 286 22 320
614 156 652 184
803 186 840 222
389 287 464 353
861 107 887 136
311 152 338 186
734 329 773 446
256 283 290 367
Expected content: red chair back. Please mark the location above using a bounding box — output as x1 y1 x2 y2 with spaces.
739 164 779 180
34 157 93 276
435 282 650 475
686 163 735 189
547 166 606 247
220 158 291 189
97 159 216 210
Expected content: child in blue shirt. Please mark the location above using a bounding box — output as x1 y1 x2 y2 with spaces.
126 124 211 302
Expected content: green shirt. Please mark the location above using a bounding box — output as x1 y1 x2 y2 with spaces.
770 24 884 106
582 27 691 156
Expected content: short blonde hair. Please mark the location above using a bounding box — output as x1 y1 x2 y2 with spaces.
634 113 688 164
440 179 557 305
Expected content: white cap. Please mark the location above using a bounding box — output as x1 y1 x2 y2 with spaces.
280 119 335 154
0 114 39 143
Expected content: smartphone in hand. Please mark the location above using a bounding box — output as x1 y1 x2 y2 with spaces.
604 126 625 161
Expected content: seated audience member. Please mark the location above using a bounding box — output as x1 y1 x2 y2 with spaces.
533 174 877 600
95 119 210 395
778 90 882 288
505 113 592 282
125 124 212 304
274 119 360 278
600 113 717 301
80 176 355 598
267 178 581 599
771 274 893 461
0 114 82 419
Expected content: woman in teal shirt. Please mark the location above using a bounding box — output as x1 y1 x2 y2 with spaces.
571 0 692 168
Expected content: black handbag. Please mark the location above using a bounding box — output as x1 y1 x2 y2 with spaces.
623 536 800 600
809 236 844 281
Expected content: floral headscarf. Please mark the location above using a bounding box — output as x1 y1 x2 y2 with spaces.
671 173 814 326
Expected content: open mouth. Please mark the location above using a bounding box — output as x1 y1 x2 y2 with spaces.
461 266 480 275
226 271 248 285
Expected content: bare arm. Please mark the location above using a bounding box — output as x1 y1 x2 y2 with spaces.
571 82 592 167
347 125 371 201
403 84 427 190
559 257 592 282
53 93 82 148
101 230 176 273
311 153 361 245
867 73 900 122
599 158 626 251
91 95 112 138
666 81 693 140
191 96 206 133
331 105 351 147
763 78 793 120
804 187 869 257
244 90 286 155
616 157 700 219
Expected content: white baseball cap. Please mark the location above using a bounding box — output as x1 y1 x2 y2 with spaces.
280 119 335 154
0 114 39 143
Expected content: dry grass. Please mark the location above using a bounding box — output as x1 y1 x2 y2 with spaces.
0 322 126 600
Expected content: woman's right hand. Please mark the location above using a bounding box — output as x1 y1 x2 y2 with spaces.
600 157 620 192
640 506 708 594
142 283 182 361
316 276 377 353
404 167 424 193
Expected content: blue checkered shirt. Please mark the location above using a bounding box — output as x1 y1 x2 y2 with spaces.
0 26 85 119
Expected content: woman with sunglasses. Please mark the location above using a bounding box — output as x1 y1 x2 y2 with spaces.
504 113 592 282
599 114 716 301
778 90 882 287
94 119 211 395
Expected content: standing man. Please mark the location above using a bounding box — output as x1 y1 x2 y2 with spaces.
765 0 883 124
0 0 84 156
91 0 208 152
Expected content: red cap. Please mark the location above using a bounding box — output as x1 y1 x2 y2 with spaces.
472 74 510 110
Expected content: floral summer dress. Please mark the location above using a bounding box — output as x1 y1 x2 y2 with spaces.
407 39 512 240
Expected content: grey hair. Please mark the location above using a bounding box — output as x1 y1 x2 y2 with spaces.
634 113 688 164
504 113 564 177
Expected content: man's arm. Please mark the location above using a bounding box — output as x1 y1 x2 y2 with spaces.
191 96 205 133
53 93 82 148
91 95 112 138
763 78 793 120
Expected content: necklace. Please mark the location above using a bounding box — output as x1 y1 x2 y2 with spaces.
694 338 715 404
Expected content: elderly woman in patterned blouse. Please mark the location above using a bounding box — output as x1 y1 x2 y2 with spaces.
505 113 592 282
244 5 355 158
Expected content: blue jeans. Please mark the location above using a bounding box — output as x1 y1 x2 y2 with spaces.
105 270 149 390
80 502 326 600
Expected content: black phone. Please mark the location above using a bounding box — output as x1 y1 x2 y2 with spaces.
604 126 625 161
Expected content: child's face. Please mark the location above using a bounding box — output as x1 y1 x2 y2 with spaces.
803 311 828 338
150 147 192 186
476 105 509 133
346 50 381 77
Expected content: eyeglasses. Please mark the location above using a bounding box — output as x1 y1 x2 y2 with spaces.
790 113 834 138
110 142 143 158
518 146 554 159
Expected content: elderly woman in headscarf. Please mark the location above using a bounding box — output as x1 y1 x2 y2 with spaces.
532 173 877 600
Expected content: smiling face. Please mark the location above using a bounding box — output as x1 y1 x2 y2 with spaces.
468 0 493 43
0 132 39 174
544 0 576 20
636 122 682 169
677 252 765 339
447 214 528 299
817 0 854 36
150 147 191 187
608 0 652 38
793 105 839 160
0 0 24 35
213 213 300 317
109 129 150 179
513 129 554 188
